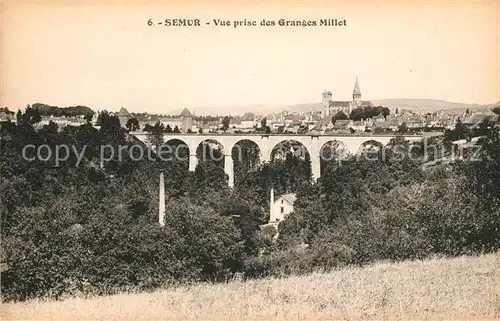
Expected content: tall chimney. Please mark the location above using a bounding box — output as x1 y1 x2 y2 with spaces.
159 172 165 226
269 187 274 222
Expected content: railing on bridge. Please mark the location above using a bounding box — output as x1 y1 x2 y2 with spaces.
133 131 424 137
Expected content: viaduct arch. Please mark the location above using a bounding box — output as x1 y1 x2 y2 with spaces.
131 132 423 187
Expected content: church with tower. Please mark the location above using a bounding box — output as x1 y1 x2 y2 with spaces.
321 77 371 118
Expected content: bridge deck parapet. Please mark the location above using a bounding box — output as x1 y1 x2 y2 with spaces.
132 131 424 137
129 131 424 186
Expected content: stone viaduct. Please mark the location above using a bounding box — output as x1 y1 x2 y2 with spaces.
131 132 423 187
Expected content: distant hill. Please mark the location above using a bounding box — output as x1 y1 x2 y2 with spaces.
283 103 323 114
124 99 498 117
32 103 94 117
283 99 497 115
183 104 285 117
370 99 496 114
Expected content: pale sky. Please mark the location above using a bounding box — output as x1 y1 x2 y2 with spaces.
1 0 499 114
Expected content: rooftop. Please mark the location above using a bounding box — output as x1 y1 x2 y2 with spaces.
116 107 131 117
180 108 193 117
277 193 297 205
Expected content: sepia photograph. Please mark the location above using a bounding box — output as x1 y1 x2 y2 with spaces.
1 0 499 320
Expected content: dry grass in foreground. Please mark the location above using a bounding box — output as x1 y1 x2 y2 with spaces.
2 253 500 321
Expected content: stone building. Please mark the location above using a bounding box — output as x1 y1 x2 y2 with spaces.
269 188 297 223
160 108 194 133
116 107 131 127
322 77 372 118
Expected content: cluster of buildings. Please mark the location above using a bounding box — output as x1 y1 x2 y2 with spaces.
0 109 89 127
259 188 297 240
261 78 499 134
108 78 385 134
115 107 195 132
260 79 485 135
321 77 372 117
39 116 87 127
112 107 259 134
2 77 498 135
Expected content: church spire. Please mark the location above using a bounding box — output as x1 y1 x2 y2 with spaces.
352 77 361 100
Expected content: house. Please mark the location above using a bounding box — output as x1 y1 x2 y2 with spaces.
452 136 486 158
269 189 296 223
116 107 131 127
258 189 297 240
350 120 366 132
233 119 256 132
198 123 210 133
387 119 400 131
0 108 15 122
372 121 391 133
37 115 86 128
283 115 302 127
179 108 194 133
316 117 332 131
271 122 285 131
373 114 386 123
285 124 299 133
160 108 193 133
160 116 183 131
333 119 351 130
463 112 498 128
138 114 160 130
240 120 255 129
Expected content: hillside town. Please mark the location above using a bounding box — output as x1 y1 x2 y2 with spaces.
1 79 498 137
3 1 500 319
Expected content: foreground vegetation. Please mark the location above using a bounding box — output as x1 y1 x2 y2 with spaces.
2 253 499 320
1 107 500 301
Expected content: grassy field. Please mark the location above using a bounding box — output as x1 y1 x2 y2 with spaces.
2 253 499 321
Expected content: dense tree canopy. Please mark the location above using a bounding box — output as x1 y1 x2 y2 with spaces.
350 105 390 121
222 116 231 132
332 111 348 124
31 103 94 118
1 108 499 301
126 118 140 132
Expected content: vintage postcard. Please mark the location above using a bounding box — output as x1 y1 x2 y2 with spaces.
1 0 499 320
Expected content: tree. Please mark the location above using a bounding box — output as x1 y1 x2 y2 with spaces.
443 118 470 143
96 111 121 134
1 107 15 117
260 117 267 130
492 104 500 116
398 122 408 133
222 116 230 132
242 112 255 120
165 125 173 133
3 103 500 302
173 126 181 133
350 105 390 121
332 111 348 125
18 106 42 125
126 118 140 132
84 113 93 124
16 110 22 124
381 107 390 118
144 121 165 149
29 103 94 117
454 118 468 140
43 121 59 134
